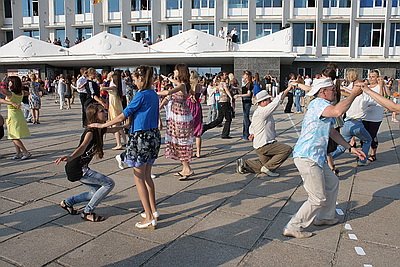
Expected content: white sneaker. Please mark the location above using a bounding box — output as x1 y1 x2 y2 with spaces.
260 166 280 177
140 211 159 220
236 158 246 174
20 153 32 160
150 174 156 179
115 155 127 169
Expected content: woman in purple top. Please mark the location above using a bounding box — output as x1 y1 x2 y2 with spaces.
188 71 203 158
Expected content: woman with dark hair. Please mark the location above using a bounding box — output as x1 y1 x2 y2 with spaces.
188 70 203 158
101 70 126 150
0 76 31 159
64 75 73 109
56 104 120 222
158 63 194 180
235 70 254 140
28 73 42 123
89 66 161 229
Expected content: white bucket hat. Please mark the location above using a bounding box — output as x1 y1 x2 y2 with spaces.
306 78 334 96
255 90 272 104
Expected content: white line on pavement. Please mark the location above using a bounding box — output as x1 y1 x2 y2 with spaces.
355 247 366 256
287 114 300 137
336 208 344 215
348 234 358 240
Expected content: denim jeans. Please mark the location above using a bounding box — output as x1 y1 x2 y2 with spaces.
207 104 218 124
242 101 252 139
294 94 303 113
331 119 371 164
65 169 115 213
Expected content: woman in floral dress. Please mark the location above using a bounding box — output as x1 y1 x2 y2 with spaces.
158 63 194 180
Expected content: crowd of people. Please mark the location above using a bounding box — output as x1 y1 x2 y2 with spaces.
1 63 399 237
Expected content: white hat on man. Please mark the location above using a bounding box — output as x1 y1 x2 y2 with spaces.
255 90 273 104
306 78 334 97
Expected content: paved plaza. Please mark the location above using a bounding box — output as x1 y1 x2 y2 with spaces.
0 96 399 267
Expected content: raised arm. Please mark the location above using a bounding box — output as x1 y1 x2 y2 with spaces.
362 85 400 112
54 132 93 164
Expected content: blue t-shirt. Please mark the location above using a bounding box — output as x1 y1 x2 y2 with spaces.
293 98 334 167
123 89 159 133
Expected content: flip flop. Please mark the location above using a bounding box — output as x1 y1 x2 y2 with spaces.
174 172 195 181
368 155 377 162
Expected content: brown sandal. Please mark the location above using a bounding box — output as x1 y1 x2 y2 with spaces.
60 200 78 215
81 212 105 222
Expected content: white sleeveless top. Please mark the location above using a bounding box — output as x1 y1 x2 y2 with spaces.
364 84 384 122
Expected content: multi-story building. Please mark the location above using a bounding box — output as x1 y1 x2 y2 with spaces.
1 0 400 80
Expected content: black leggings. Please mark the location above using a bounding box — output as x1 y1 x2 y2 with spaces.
362 120 382 149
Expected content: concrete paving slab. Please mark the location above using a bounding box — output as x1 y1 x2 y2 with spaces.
346 212 400 247
0 197 21 215
349 193 400 218
53 205 135 237
187 210 269 249
0 181 18 193
40 171 82 189
157 191 227 218
240 239 334 267
210 166 256 184
114 211 201 244
263 212 343 253
242 179 299 200
352 179 400 200
58 231 162 267
153 174 197 195
0 168 57 185
0 223 91 267
1 181 65 204
334 238 399 267
103 187 168 212
218 193 287 220
42 186 84 205
0 200 65 231
183 177 247 199
144 235 247 267
0 224 22 243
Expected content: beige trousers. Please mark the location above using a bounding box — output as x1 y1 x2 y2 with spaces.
286 157 339 231
244 142 292 173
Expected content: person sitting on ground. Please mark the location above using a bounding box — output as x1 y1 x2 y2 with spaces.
236 87 292 177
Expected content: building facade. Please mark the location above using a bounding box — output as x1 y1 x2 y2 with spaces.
1 0 400 79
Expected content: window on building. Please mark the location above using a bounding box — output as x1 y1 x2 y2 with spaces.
228 23 248 43
256 23 281 38
192 23 215 35
298 68 312 77
54 0 65 16
55 29 66 42
166 0 183 9
360 0 386 7
6 31 13 43
323 0 351 7
108 26 121 36
293 23 315 46
132 25 151 41
76 27 92 40
228 0 249 8
294 0 315 8
167 24 182 37
395 69 400 79
322 23 349 47
131 0 151 11
108 0 120 12
22 0 39 17
390 23 400 46
359 23 384 47
393 0 400 7
76 0 91 14
362 69 369 79
192 0 215 8
4 0 12 18
256 0 282 7
23 30 40 39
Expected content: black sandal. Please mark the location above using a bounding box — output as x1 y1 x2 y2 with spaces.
81 212 105 222
60 200 78 215
368 155 377 162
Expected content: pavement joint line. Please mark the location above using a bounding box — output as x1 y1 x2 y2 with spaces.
0 256 23 267
286 113 301 137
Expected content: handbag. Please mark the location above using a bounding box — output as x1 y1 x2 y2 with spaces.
65 157 83 182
